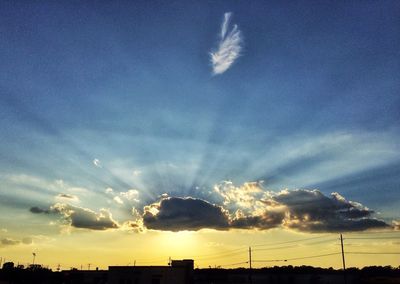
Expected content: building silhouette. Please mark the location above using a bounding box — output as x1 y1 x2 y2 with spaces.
108 259 194 284
1 260 399 284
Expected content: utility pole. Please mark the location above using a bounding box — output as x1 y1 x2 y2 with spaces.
248 247 252 269
340 234 347 284
248 246 252 284
88 263 91 271
32 253 36 265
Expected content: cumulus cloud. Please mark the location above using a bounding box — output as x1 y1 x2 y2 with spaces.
141 195 284 231
28 182 392 234
143 197 230 231
140 184 390 233
214 182 389 232
231 208 286 230
120 221 143 233
393 220 400 231
120 189 140 203
51 203 119 230
107 188 140 205
210 12 243 75
31 203 119 231
113 196 124 205
274 189 388 232
214 181 266 213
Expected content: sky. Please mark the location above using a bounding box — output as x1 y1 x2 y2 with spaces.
0 1 399 270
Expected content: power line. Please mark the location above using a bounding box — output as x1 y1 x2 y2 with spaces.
86 232 400 266
220 261 248 267
346 230 400 235
10 232 398 270
252 238 338 252
306 238 339 245
253 252 341 263
252 259 287 263
253 235 329 248
345 237 400 240
195 238 337 262
253 244 298 252
272 252 341 262
346 252 400 255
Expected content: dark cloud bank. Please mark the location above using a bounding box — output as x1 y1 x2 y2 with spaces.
143 197 230 231
30 189 390 233
142 190 389 233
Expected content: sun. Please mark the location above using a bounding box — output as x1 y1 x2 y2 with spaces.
156 231 199 258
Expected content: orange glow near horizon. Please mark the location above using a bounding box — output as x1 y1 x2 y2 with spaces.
1 228 398 271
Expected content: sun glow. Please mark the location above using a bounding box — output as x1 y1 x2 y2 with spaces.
156 231 199 257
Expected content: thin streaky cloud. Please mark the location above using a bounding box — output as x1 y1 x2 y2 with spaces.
210 12 243 75
221 12 232 38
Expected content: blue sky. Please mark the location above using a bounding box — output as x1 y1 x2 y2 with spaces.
0 0 399 239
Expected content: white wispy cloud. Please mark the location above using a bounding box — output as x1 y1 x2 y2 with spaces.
210 12 243 75
93 158 102 168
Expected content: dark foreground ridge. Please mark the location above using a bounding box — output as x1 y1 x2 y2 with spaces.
1 259 399 284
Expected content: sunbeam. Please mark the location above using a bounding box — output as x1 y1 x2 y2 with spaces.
0 1 399 271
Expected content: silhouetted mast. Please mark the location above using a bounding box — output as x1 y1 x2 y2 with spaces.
248 246 252 284
340 234 347 284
